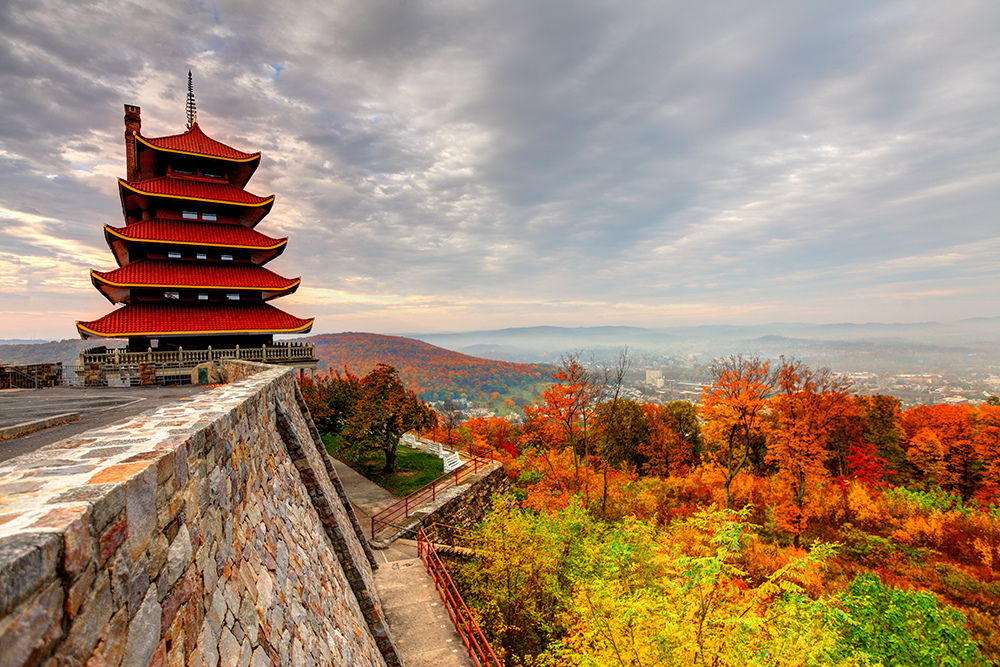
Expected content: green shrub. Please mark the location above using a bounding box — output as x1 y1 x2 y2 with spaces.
835 573 987 667
883 487 971 516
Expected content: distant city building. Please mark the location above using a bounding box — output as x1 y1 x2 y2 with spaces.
645 369 662 383
77 75 313 351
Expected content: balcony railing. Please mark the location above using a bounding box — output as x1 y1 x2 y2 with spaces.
80 341 316 366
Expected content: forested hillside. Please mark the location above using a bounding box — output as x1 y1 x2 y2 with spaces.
0 339 105 365
390 354 1000 666
303 332 552 402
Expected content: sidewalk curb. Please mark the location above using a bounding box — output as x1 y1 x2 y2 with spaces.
0 412 81 440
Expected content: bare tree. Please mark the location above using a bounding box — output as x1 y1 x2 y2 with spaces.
596 347 631 516
440 399 463 449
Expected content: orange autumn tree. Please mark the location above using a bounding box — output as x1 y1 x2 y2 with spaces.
639 401 702 477
907 428 947 488
974 405 1000 504
766 361 856 545
527 354 599 497
850 394 905 486
700 355 778 508
346 363 438 473
901 404 978 500
463 416 523 458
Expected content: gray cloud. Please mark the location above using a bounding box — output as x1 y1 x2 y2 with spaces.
1 0 998 338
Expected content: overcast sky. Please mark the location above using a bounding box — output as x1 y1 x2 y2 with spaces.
1 0 998 340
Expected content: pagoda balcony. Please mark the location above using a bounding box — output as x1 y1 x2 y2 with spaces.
81 340 316 366
76 341 317 386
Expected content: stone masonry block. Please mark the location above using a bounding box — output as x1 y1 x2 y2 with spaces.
0 579 63 667
66 561 97 620
0 532 62 618
52 571 112 662
126 464 158 562
124 586 160 667
98 516 128 568
163 525 192 593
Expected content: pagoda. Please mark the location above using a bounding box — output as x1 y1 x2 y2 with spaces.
77 75 313 352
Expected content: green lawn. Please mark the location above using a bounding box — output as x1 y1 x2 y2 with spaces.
322 433 445 497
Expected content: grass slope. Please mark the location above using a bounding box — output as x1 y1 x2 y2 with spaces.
322 433 444 497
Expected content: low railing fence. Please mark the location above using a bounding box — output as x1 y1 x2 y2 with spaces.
417 528 501 667
370 451 495 539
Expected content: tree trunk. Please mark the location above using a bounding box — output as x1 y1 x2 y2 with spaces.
571 432 580 495
602 461 608 517
382 444 398 474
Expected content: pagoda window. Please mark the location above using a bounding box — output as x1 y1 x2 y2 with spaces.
165 291 180 300
198 293 209 301
168 251 182 259
226 293 240 301
202 213 217 221
182 211 198 220
196 252 207 260
173 168 194 175
203 171 224 179
221 254 233 261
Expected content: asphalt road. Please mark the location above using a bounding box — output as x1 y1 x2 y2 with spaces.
0 385 215 463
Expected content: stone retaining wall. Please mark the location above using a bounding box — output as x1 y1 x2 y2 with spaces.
0 361 399 667
372 463 510 549
428 465 510 532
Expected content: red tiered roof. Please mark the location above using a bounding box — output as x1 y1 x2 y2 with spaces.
136 123 260 162
105 220 286 251
119 176 273 206
91 259 299 292
77 303 314 339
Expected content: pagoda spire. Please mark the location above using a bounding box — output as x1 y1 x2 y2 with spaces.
186 70 197 129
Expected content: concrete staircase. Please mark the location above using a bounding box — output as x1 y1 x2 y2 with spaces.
373 541 474 667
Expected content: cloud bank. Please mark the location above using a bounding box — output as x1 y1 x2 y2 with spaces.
1 0 998 339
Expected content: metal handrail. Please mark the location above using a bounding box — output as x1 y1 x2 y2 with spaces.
418 528 502 667
370 451 495 539
4 367 40 389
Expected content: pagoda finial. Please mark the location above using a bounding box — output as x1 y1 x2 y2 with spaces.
185 70 197 129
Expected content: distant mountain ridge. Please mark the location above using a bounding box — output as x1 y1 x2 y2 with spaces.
401 320 1000 374
5 318 998 379
0 339 103 365
303 332 552 401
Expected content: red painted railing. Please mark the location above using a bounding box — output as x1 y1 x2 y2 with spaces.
370 450 495 539
418 529 502 667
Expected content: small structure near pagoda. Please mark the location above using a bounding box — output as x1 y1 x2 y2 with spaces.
77 75 315 358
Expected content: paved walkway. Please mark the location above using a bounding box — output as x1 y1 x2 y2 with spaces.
0 385 214 462
331 458 474 667
330 457 399 539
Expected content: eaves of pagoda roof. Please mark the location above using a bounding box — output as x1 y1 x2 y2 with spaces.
119 176 273 206
77 302 314 339
135 123 261 163
90 259 300 303
104 219 287 266
118 176 274 227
